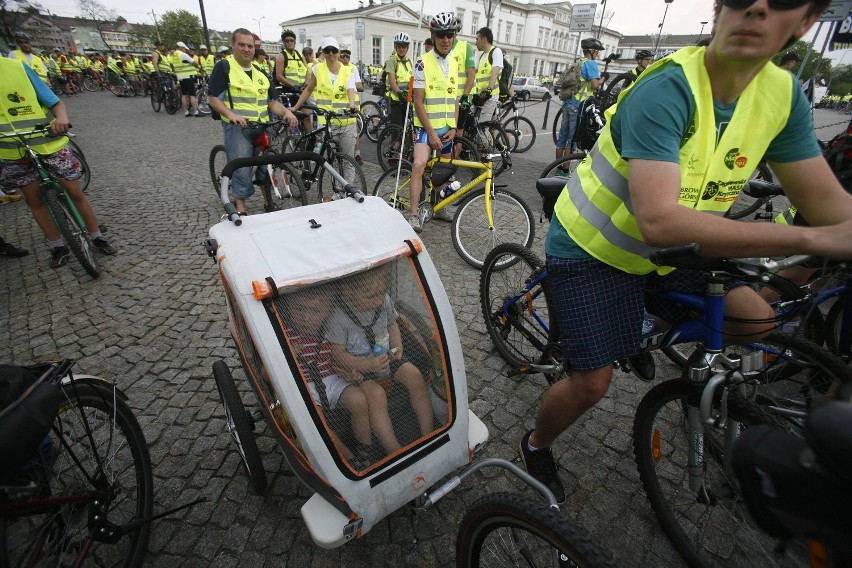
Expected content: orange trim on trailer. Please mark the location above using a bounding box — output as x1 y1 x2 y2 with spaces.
252 279 273 300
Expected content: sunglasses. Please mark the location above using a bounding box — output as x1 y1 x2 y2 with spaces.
340 53 351 58
323 47 339 55
721 0 811 10
435 31 455 39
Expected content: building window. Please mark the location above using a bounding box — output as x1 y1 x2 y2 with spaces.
372 37 381 66
471 12 479 36
537 27 542 47
516 25 523 45
497 19 502 38
505 22 512 44
533 59 538 76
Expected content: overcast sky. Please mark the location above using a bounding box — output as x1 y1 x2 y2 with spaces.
35 0 847 60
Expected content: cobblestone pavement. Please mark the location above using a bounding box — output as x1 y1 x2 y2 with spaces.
0 92 846 567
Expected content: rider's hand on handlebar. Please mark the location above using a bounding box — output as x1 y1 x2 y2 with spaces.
50 118 70 136
281 108 298 128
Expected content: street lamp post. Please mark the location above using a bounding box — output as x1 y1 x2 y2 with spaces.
596 0 607 39
698 20 708 43
251 17 265 40
654 0 675 55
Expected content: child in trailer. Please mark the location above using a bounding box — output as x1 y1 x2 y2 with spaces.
283 285 396 464
325 265 434 454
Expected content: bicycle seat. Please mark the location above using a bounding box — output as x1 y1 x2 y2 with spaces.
743 179 785 199
806 400 852 482
535 177 568 221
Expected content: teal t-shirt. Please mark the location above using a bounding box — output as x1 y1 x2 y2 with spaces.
545 63 820 259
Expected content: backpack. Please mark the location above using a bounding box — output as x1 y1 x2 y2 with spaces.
559 62 582 101
487 49 513 98
372 69 388 96
574 99 605 151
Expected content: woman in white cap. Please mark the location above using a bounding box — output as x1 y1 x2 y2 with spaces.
292 37 359 186
171 41 200 116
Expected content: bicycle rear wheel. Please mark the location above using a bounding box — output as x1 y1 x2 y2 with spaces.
318 152 367 202
372 161 414 212
633 379 811 568
452 189 535 270
477 121 512 177
456 492 616 568
209 144 228 197
502 115 536 153
164 88 180 115
2 381 153 568
82 76 98 92
42 186 100 278
480 243 562 383
271 161 308 210
195 86 211 116
150 89 162 112
377 124 410 172
540 153 586 180
551 108 563 145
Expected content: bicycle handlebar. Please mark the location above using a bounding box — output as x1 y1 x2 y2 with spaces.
291 105 358 121
0 124 72 139
650 244 816 275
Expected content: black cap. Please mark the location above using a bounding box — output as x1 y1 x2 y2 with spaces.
780 52 801 64
424 38 433 46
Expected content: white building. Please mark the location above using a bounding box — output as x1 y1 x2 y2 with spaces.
280 0 623 80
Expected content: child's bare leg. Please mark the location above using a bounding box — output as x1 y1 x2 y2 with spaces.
338 386 372 447
361 380 401 453
394 362 433 436
328 429 354 460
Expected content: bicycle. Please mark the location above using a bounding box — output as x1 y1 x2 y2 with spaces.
0 126 101 277
372 143 533 270
496 94 537 153
81 68 105 92
360 95 390 143
551 53 620 146
106 70 136 98
209 120 306 212
194 75 211 116
461 101 512 177
0 359 153 567
204 189 615 566
281 106 368 203
150 74 180 115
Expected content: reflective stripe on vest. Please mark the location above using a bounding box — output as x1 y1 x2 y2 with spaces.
12 49 48 83
222 56 270 123
554 46 793 275
387 54 412 102
313 62 355 126
475 48 498 97
451 40 470 97
0 58 67 159
775 206 797 225
283 50 306 85
413 51 458 130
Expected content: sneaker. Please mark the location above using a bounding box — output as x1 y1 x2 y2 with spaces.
92 238 117 255
185 111 191 117
263 202 280 213
434 207 454 222
408 215 423 233
355 154 363 165
0 242 28 257
192 111 200 117
50 246 70 268
0 193 24 204
519 430 565 504
627 352 656 382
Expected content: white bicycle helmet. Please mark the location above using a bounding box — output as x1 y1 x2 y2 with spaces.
429 12 458 32
393 32 411 45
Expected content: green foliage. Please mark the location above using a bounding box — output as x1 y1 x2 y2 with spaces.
159 9 202 49
828 64 852 96
772 39 833 85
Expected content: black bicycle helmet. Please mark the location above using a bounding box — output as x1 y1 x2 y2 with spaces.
281 29 296 41
580 38 604 52
430 12 459 32
635 49 653 60
13 31 31 41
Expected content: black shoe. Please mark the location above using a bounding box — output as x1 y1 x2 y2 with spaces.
92 237 117 255
0 242 28 257
519 430 565 504
263 202 280 213
627 352 656 382
50 246 70 268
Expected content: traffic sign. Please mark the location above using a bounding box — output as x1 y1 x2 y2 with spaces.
355 22 365 41
570 3 597 32
822 0 852 21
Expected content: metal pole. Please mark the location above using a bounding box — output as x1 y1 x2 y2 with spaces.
698 21 707 43
654 0 674 54
149 10 161 43
596 0 607 39
198 0 211 51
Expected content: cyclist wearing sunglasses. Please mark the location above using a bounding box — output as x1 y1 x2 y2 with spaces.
519 0 852 505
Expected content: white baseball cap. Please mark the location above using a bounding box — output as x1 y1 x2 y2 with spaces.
199 44 208 50
218 46 229 53
320 37 340 51
176 41 188 49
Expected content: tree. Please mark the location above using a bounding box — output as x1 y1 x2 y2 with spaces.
76 0 115 50
481 0 500 29
0 0 42 49
828 64 852 96
159 9 201 50
772 40 833 88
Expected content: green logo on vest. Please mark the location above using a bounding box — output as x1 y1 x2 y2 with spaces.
723 148 740 171
7 93 23 103
701 181 719 200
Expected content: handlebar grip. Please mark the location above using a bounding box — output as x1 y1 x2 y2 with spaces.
649 244 702 266
346 185 365 203
223 202 242 226
220 152 323 178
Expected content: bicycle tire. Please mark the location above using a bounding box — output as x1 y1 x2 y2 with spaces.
195 86 211 116
825 293 848 356
377 124 410 172
209 144 228 197
318 152 367 202
164 88 180 115
360 100 380 121
108 81 123 97
67 139 91 193
661 274 823 368
212 360 267 493
271 160 308 210
477 121 511 177
502 115 536 153
724 161 774 220
3 381 153 567
150 89 162 112
633 378 817 568
480 243 563 383
551 107 563 145
280 134 314 184
364 114 386 143
539 153 587 180
451 188 535 270
456 492 616 568
599 72 634 112
372 161 414 212
82 76 98 92
43 185 100 278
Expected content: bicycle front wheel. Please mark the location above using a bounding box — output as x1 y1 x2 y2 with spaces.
209 144 228 197
196 86 211 116
452 189 535 270
377 124 409 172
318 152 367 202
477 121 512 177
633 379 808 568
67 139 91 192
456 492 616 568
503 115 536 153
372 161 414 212
164 88 180 115
3 381 154 568
480 243 562 382
540 153 586 180
551 107 563 145
150 89 162 112
43 186 100 278
271 160 308 210
82 76 98 92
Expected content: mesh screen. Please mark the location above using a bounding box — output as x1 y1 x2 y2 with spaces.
271 257 452 474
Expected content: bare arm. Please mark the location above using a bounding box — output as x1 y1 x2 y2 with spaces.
629 158 852 260
274 53 288 86
48 101 70 134
291 69 316 110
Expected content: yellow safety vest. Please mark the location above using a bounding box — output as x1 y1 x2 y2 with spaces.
475 48 498 97
775 206 797 225
154 50 172 74
282 49 307 86
171 51 195 78
12 49 49 84
574 58 597 102
553 46 793 275
107 57 122 75
197 54 215 75
313 62 355 126
142 61 154 74
59 55 73 72
386 54 412 102
451 40 471 98
413 51 458 130
0 58 67 160
221 55 270 123
76 55 88 70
